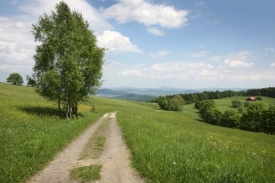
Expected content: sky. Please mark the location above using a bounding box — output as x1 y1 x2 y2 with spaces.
0 0 275 89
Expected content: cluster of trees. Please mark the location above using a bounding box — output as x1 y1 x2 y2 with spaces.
154 95 184 111
152 88 275 111
246 87 275 98
6 72 37 87
30 2 104 118
152 90 245 108
195 100 275 134
180 90 246 104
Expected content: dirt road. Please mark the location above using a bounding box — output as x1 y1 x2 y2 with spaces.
27 112 144 183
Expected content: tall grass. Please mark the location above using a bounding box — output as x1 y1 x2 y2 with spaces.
1 83 275 183
116 98 275 182
0 83 107 182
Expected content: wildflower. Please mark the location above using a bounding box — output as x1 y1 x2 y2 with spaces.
173 161 176 165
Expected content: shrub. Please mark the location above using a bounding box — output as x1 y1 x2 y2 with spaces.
262 105 275 134
198 100 217 115
167 98 182 111
240 101 267 132
220 110 240 128
256 96 262 101
244 101 251 107
231 100 242 108
201 108 222 125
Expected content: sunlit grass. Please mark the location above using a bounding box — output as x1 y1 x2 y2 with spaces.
116 98 275 182
1 83 275 183
0 83 107 183
70 165 101 182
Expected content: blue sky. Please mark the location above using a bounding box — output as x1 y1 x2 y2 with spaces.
0 0 274 89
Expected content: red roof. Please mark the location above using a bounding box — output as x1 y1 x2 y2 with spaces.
246 97 256 101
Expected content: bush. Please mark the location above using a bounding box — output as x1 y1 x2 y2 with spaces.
220 110 240 128
201 108 222 125
262 105 275 134
231 100 242 108
167 98 182 111
240 101 267 132
198 100 216 112
256 96 262 101
244 101 251 107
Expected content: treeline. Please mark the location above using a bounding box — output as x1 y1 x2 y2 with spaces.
195 100 275 134
246 87 275 98
151 87 275 110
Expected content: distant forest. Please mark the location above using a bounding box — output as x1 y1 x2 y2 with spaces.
151 87 275 111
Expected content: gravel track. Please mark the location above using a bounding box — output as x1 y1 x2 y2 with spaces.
26 112 144 183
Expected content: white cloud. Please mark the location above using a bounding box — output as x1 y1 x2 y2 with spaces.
119 69 143 76
149 61 215 79
96 30 142 53
223 51 254 68
195 2 205 6
263 47 274 53
210 56 222 62
18 0 113 32
224 59 253 68
147 27 164 36
271 63 275 67
102 0 188 28
149 50 170 58
191 51 209 58
0 0 114 81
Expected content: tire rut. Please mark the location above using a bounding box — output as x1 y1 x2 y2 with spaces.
26 112 145 183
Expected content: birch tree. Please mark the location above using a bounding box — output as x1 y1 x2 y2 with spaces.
32 1 104 118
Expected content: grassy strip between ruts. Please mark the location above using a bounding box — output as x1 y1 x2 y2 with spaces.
70 165 101 182
80 116 109 159
70 115 109 182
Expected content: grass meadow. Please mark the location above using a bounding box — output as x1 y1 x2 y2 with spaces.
116 97 275 182
1 82 275 182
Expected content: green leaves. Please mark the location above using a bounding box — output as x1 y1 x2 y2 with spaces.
6 73 24 85
32 1 104 118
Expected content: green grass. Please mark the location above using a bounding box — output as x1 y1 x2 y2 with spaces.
70 165 101 182
1 83 275 183
80 118 108 159
115 97 275 182
0 83 108 183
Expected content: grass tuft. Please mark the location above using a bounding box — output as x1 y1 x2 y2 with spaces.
70 165 101 182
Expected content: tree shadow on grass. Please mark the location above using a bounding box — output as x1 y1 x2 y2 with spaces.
18 106 59 117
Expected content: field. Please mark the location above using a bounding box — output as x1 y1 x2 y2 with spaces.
1 83 275 182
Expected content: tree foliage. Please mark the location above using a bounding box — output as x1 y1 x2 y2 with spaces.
32 2 104 118
154 95 184 111
195 99 275 135
6 73 24 85
220 110 240 128
26 75 36 87
231 100 242 108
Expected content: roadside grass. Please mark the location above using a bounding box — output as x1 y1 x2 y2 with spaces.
116 98 275 182
70 165 101 182
0 83 119 183
1 83 275 183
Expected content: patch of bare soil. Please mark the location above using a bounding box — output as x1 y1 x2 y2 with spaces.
26 112 145 183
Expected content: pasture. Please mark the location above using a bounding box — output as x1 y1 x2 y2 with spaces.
1 83 275 182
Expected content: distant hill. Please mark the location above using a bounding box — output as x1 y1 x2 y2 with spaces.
95 87 247 102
